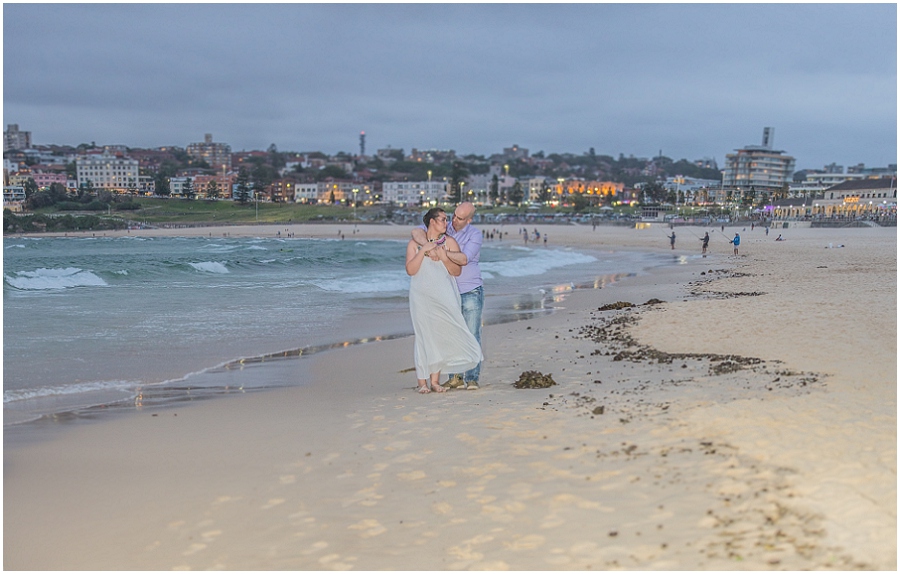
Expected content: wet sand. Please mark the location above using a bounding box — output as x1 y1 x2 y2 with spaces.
3 223 896 569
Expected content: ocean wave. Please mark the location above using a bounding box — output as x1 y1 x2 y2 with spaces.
482 248 597 278
5 244 25 249
4 267 108 290
311 271 410 294
199 243 240 253
188 261 229 274
4 379 138 404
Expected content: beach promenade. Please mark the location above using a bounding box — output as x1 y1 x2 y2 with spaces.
4 223 896 570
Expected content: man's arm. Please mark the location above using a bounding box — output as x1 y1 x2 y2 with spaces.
411 226 427 246
445 248 467 266
455 228 481 266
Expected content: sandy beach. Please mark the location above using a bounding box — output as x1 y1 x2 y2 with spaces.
4 222 896 570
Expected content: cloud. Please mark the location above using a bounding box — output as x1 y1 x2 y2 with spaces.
3 3 896 167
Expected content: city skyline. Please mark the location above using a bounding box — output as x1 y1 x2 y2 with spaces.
3 4 896 169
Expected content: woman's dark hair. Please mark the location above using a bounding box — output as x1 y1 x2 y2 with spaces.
423 207 446 227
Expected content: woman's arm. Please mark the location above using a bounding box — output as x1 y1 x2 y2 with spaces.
438 237 463 276
405 239 435 276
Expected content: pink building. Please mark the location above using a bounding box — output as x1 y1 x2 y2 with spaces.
32 171 67 189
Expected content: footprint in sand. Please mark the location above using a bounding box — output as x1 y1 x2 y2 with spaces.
318 553 355 570
384 440 412 452
261 498 285 510
432 502 454 515
300 541 329 555
397 470 427 481
182 542 207 556
201 530 222 542
505 534 546 550
348 518 387 538
279 475 296 485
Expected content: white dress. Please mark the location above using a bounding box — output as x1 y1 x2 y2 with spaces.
409 254 483 379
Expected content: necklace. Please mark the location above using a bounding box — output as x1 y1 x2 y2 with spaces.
428 233 446 246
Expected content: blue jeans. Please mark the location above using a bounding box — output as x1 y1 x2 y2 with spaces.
457 285 483 383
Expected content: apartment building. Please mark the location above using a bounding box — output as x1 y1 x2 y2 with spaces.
30 171 68 189
187 134 232 171
4 124 32 151
191 174 235 199
76 153 140 192
293 182 319 203
382 180 448 206
557 178 623 200
722 128 795 195
3 185 26 210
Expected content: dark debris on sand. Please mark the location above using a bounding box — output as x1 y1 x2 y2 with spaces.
514 370 557 389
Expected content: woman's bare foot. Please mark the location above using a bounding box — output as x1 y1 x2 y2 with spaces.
417 382 431 394
430 376 447 393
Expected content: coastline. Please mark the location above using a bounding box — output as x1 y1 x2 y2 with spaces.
3 223 896 569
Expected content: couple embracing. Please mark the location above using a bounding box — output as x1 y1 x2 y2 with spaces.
405 202 483 394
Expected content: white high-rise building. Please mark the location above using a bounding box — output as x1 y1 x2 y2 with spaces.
76 153 139 192
4 124 32 151
382 181 448 206
722 128 795 194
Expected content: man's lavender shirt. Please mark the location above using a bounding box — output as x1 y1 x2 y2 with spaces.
419 221 483 294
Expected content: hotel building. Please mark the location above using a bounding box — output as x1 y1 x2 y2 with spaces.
76 153 140 192
722 127 795 197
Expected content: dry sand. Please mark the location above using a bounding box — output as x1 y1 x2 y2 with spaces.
4 222 896 570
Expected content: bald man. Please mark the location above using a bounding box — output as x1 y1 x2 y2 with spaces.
412 201 484 389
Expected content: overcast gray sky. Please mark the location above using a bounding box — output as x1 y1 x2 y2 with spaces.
3 3 897 169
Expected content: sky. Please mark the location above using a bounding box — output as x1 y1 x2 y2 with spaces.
3 3 897 170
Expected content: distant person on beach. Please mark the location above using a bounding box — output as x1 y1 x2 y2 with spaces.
668 231 676 249
413 201 484 390
775 234 784 241
406 208 482 394
730 232 741 255
700 232 710 255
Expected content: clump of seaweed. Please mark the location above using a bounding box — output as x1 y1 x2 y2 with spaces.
514 371 557 389
598 301 635 311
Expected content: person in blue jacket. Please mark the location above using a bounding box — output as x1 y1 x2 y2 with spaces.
730 232 741 255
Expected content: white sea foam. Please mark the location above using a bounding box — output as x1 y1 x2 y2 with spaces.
482 248 597 278
5 244 25 249
312 271 410 294
189 261 229 274
4 267 108 290
4 379 137 404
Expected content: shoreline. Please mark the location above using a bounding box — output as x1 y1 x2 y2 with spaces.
3 224 895 569
3 229 667 432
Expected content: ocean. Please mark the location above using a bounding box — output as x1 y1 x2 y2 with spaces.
3 234 676 428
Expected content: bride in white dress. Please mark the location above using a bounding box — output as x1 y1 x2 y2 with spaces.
405 208 483 394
